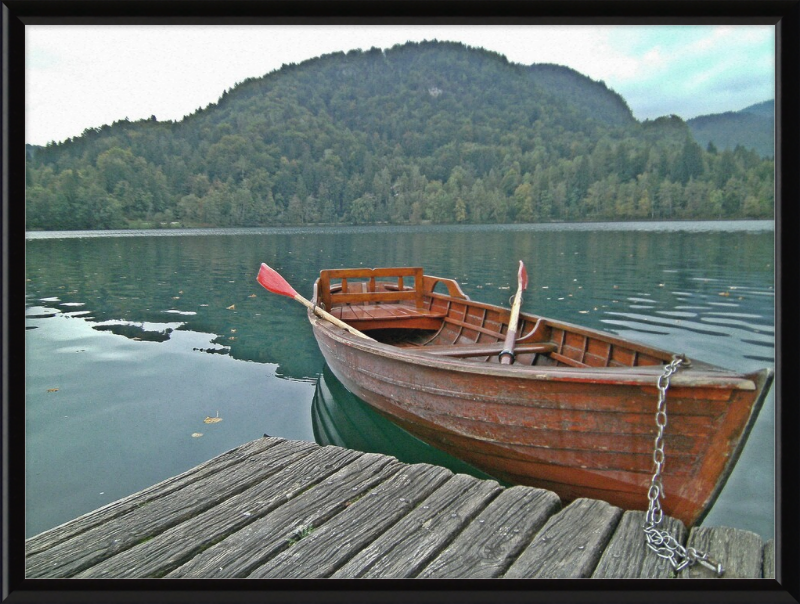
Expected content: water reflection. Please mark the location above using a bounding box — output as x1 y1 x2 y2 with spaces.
312 365 493 480
25 223 774 378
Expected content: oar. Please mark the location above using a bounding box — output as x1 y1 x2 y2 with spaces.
256 263 374 340
499 260 529 365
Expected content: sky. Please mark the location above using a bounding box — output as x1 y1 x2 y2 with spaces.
25 24 775 147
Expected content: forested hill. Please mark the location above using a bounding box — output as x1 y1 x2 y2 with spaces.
688 100 774 158
26 41 774 230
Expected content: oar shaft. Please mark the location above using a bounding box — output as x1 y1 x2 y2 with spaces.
500 262 527 365
292 293 374 340
507 289 524 334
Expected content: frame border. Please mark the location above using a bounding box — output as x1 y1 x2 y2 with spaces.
4 2 798 603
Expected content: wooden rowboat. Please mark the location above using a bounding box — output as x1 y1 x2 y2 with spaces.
264 265 773 528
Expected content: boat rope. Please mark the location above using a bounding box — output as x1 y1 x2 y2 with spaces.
643 354 725 577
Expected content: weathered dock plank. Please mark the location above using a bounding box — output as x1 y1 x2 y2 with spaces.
24 436 282 557
418 485 561 579
763 539 775 579
250 463 454 578
678 525 764 579
75 444 364 578
331 473 503 578
25 436 770 581
504 498 623 578
592 510 687 578
167 451 401 578
26 438 315 578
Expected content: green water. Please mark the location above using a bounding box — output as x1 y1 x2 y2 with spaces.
24 221 775 539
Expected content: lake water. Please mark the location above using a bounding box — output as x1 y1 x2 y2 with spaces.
24 221 775 540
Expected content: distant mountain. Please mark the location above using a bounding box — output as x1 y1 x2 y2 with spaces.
526 63 635 128
687 100 774 158
740 100 775 118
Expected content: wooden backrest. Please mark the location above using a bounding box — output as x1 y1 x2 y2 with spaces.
318 267 424 310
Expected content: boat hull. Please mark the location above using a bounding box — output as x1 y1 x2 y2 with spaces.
310 313 771 528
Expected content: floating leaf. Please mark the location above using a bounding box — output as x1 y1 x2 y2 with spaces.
248 294 257 298
47 388 59 393
191 432 204 438
204 411 223 424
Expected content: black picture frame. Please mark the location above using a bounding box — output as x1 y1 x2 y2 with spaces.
3 2 798 603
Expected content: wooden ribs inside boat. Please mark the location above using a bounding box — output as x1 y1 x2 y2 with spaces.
316 266 669 368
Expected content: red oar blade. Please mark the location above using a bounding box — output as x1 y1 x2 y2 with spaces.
257 263 298 298
518 260 528 291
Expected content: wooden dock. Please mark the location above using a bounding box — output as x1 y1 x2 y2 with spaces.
25 436 774 580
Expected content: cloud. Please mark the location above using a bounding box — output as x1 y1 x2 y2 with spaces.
25 24 775 145
598 25 774 119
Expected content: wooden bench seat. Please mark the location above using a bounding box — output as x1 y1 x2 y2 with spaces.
329 303 446 331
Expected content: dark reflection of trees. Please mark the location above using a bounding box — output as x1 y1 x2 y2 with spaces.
25 233 328 380
92 324 173 342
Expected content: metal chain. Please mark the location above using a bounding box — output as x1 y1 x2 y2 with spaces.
643 354 725 577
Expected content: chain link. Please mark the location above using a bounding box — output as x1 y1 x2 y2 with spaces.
643 354 725 577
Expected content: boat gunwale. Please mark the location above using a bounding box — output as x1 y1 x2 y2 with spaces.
308 310 762 391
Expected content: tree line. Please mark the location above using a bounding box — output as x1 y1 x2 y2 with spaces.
25 41 774 230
